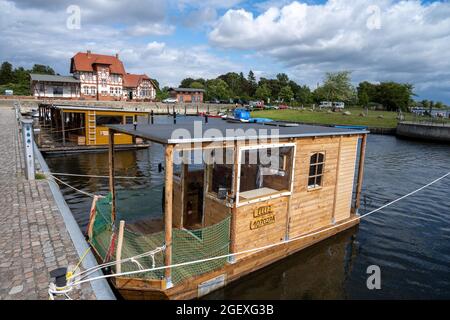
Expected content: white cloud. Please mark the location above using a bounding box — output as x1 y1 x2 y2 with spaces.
125 23 175 36
0 0 240 87
209 0 450 102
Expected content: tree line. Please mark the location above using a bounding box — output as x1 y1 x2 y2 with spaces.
0 61 56 95
1 60 447 111
170 71 448 111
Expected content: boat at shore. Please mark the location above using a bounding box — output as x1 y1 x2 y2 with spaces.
86 120 368 299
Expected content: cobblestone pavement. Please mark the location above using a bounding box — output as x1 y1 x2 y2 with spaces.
0 102 96 300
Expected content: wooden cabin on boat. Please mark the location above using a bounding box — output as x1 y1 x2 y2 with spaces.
87 119 368 299
37 104 149 147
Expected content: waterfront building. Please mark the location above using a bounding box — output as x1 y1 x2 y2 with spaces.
169 87 205 103
30 51 157 101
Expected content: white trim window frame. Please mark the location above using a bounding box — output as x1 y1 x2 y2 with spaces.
235 142 296 208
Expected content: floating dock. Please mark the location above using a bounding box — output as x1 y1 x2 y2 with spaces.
36 104 150 153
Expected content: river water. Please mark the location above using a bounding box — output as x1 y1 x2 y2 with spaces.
44 120 450 299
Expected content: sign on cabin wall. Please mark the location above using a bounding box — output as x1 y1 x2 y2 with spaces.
250 205 276 230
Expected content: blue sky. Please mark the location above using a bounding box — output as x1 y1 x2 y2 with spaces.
1 0 449 103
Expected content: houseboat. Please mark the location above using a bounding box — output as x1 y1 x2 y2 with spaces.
37 104 149 153
87 119 368 299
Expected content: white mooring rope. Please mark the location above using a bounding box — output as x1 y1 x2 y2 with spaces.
49 171 450 299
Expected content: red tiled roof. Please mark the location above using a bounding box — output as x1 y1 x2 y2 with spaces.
123 73 152 88
70 52 126 74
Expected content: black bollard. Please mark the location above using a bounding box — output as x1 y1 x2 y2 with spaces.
173 111 177 124
151 110 154 124
205 114 208 124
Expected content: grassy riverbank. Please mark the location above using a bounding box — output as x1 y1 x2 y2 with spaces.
251 107 416 128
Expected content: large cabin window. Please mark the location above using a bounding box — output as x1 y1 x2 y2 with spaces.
96 115 123 126
238 145 294 203
207 148 234 199
308 152 325 189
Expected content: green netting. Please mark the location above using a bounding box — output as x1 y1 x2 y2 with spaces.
90 193 231 285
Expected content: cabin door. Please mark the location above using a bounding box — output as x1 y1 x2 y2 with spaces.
182 166 205 229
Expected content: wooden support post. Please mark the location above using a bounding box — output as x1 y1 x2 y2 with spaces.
115 220 125 274
354 134 367 211
164 144 174 287
229 141 240 262
109 130 116 222
61 110 65 146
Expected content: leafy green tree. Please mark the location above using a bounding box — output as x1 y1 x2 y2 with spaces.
156 86 169 101
205 79 231 100
358 90 369 107
180 78 195 88
296 85 313 104
189 81 205 89
435 101 444 109
276 73 289 87
279 85 294 103
377 82 414 111
318 71 355 103
218 72 246 98
247 70 257 95
0 62 14 85
30 64 55 75
255 84 271 103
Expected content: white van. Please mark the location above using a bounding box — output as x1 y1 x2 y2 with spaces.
333 102 345 109
319 101 332 108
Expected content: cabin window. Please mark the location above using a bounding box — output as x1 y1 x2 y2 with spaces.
206 148 234 199
96 115 123 126
308 152 325 189
238 146 294 202
125 116 134 124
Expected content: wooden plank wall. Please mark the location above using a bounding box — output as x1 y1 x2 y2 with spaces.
333 136 359 222
234 197 288 260
288 135 359 238
203 196 230 227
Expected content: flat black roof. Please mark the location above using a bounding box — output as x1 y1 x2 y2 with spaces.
107 119 368 145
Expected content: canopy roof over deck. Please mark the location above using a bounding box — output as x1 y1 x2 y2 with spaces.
48 105 148 113
106 120 369 145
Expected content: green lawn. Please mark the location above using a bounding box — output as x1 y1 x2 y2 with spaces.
251 107 416 129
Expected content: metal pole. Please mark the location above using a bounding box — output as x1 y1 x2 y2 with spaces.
61 110 65 146
21 119 35 180
109 130 116 222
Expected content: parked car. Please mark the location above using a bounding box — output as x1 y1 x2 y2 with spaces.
209 98 220 104
162 98 177 104
278 104 289 109
249 100 264 110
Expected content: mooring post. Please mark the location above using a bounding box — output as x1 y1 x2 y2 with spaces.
21 119 35 180
61 110 66 146
164 144 174 288
108 130 116 222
